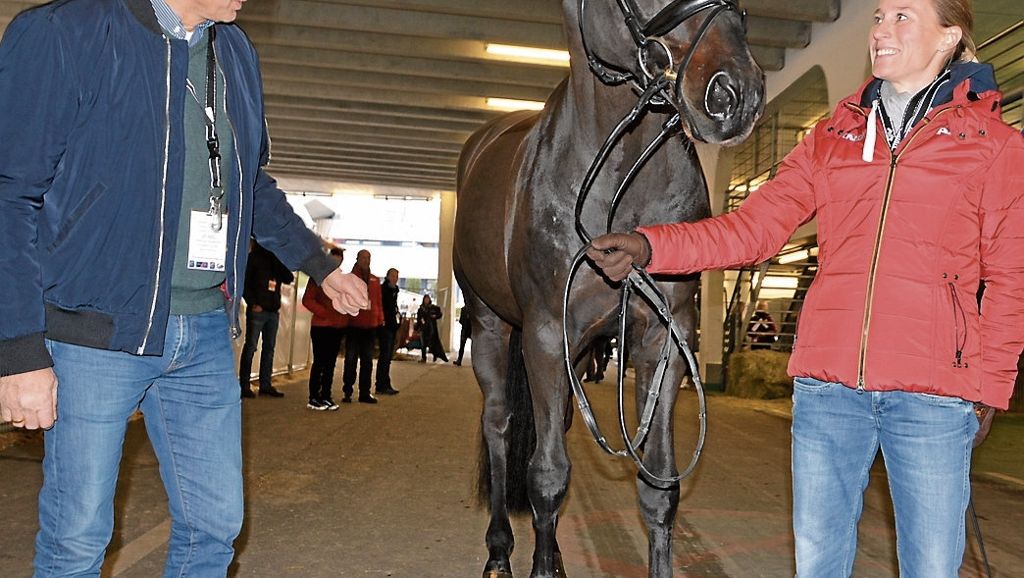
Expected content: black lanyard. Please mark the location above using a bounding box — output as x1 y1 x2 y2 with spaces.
184 27 225 231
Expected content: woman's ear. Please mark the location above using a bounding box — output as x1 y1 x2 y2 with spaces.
941 26 963 53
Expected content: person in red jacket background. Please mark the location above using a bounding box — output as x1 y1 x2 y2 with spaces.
589 0 1024 575
342 250 385 404
302 247 349 411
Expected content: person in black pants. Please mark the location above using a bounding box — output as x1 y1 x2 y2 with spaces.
375 268 401 395
302 248 348 411
239 241 294 398
416 295 448 363
453 304 472 366
342 250 384 403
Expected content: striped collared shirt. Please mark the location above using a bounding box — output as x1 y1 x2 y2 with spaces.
149 0 214 46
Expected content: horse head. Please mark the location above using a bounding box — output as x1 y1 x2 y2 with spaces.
576 0 765 145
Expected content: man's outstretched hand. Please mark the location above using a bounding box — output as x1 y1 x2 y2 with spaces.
0 367 58 430
586 232 652 282
320 269 369 315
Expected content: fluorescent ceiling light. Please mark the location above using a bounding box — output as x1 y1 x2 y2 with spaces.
486 97 545 112
485 43 570 66
762 276 799 289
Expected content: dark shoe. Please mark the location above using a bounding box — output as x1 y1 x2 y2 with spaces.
358 395 378 404
240 388 256 399
322 398 340 411
342 396 352 403
452 360 462 366
259 387 284 398
307 399 328 411
376 387 399 395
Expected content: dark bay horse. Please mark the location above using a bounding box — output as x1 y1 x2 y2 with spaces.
454 1 764 576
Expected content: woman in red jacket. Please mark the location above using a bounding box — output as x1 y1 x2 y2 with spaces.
589 0 1023 575
302 248 349 411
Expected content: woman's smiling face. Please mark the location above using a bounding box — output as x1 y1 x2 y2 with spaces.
870 0 962 93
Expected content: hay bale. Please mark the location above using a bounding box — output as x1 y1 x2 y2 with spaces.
726 350 792 399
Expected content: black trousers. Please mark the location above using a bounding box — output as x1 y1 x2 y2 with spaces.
343 327 376 398
308 326 344 400
375 326 396 390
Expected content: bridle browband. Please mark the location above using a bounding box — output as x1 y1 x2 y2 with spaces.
564 0 743 486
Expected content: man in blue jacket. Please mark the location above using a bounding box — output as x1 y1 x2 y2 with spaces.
0 0 369 574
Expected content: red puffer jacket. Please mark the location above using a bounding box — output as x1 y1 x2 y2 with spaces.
639 66 1024 409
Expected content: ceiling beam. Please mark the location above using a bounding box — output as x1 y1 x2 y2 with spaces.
267 128 466 154
741 0 841 22
271 139 460 161
267 166 454 189
265 108 481 135
256 44 566 89
240 0 566 47
260 62 554 102
263 95 500 124
262 80 525 115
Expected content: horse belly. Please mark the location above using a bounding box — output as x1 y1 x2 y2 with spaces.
454 114 538 327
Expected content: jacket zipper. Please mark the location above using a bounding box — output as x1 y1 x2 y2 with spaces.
948 281 967 368
138 37 173 354
215 37 245 339
855 105 957 391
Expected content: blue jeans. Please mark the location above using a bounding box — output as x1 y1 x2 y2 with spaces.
791 377 977 578
35 310 243 577
238 309 279 391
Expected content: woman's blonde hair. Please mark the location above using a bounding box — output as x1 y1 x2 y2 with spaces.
932 0 977 61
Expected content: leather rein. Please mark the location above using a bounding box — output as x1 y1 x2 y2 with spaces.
564 0 740 485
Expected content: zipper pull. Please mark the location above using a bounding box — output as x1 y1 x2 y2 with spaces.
856 376 865 394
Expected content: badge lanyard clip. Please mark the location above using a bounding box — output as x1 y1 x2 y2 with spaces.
186 28 224 232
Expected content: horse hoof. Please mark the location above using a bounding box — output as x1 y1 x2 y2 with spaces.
483 571 514 578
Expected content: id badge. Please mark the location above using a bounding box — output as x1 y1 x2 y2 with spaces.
186 211 227 272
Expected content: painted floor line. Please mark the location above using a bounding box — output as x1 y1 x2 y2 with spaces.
108 518 171 576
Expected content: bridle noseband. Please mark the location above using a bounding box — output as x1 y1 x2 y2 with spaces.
565 0 745 486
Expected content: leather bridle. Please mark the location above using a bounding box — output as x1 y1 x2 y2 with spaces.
579 0 743 106
564 0 744 486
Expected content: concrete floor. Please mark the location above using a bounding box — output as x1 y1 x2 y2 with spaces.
1 353 1022 577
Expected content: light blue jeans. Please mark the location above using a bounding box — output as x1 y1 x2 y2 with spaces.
35 310 243 577
791 377 977 578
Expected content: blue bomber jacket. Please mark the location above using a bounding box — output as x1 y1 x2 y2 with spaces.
0 0 336 375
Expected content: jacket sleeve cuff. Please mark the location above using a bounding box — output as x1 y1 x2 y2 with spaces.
0 332 53 377
299 250 338 285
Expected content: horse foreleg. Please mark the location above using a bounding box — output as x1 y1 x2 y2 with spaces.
522 331 572 578
632 330 688 578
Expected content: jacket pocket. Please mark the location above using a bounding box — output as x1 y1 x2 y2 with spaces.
948 281 968 368
46 183 107 254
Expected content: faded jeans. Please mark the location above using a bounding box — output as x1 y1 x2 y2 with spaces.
35 310 243 577
792 377 977 578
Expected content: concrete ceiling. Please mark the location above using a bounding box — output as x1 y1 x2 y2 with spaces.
1 0 1020 191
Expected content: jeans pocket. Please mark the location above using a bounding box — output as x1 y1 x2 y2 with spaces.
793 376 834 393
914 391 971 408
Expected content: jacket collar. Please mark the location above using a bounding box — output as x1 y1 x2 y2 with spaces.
854 61 1000 110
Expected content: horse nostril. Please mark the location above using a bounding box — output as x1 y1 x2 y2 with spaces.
704 71 739 121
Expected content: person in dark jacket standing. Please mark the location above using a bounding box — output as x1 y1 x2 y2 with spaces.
375 268 401 395
343 250 385 404
452 304 472 366
416 295 448 363
239 241 295 398
0 0 369 575
589 0 1024 574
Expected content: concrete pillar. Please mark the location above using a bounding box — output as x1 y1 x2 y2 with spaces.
693 143 736 389
436 190 458 351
